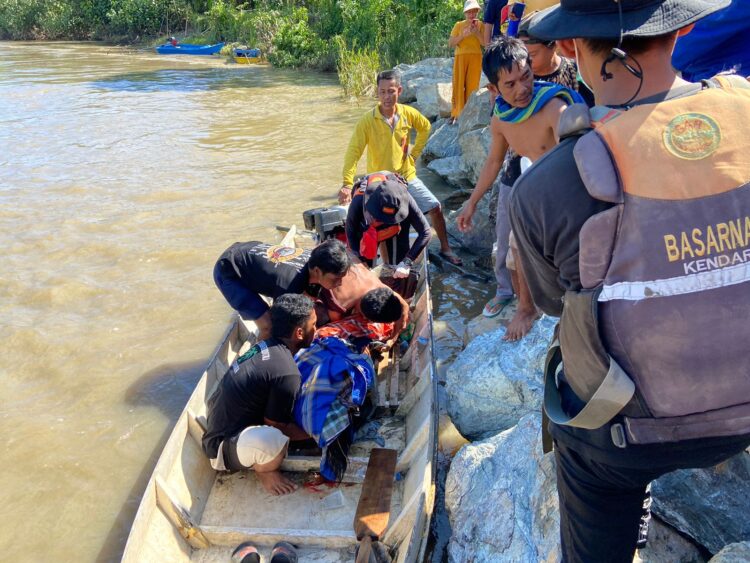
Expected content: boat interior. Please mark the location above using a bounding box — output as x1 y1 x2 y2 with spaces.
122 252 437 563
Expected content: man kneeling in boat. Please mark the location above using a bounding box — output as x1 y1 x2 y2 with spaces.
213 239 351 340
202 294 316 496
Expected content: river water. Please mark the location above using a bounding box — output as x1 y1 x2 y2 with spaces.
0 42 485 561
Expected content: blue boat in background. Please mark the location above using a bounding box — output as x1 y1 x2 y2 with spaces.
156 42 224 55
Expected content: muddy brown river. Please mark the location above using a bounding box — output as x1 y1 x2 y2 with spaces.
0 42 487 561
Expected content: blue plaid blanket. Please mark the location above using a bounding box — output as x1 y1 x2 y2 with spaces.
294 337 374 480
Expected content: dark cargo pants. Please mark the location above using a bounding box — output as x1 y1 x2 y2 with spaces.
552 424 750 563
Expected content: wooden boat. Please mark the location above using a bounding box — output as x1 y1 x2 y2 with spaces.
234 48 263 64
122 230 438 562
156 42 225 55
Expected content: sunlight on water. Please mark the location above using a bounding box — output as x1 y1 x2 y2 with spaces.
0 41 488 561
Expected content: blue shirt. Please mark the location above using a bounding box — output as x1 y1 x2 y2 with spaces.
672 0 750 81
484 0 509 40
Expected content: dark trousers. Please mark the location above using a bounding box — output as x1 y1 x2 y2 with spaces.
552 424 750 563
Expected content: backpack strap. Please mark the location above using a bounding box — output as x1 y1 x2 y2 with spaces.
544 337 635 432
702 74 750 90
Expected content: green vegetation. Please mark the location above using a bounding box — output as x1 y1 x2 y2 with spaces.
0 0 462 95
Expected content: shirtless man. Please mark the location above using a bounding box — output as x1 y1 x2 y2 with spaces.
456 36 581 340
202 294 315 496
319 259 410 333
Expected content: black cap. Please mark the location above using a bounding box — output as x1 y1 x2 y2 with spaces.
365 179 409 224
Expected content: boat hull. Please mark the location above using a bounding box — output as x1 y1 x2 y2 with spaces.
156 43 224 55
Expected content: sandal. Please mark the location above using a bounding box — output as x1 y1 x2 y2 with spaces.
231 541 260 563
438 251 463 266
483 295 512 318
270 541 298 563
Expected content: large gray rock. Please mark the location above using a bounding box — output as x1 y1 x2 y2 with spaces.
445 316 556 440
636 518 708 563
437 82 453 118
427 156 469 189
457 87 493 137
446 187 495 255
709 542 750 562
423 119 460 162
395 58 453 102
652 450 750 554
445 414 560 563
459 126 491 184
412 78 440 120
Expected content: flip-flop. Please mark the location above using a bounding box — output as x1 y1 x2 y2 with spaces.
231 541 260 563
270 541 298 563
483 295 512 318
439 251 463 266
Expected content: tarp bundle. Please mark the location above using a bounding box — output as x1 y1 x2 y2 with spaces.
294 337 374 480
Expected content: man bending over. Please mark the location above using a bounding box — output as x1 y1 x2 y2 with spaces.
213 239 351 339
202 294 315 496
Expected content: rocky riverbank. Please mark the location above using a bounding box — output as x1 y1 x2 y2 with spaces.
400 57 750 562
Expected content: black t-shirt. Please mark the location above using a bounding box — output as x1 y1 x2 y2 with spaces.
484 0 509 40
202 338 301 459
219 241 315 299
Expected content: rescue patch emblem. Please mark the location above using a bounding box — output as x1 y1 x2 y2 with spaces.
266 244 304 263
663 113 721 160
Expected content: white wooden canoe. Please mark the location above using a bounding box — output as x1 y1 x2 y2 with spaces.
121 239 438 562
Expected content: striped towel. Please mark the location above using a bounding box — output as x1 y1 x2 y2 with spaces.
493 81 584 123
294 337 374 480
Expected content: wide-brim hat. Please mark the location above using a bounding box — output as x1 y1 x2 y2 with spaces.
365 179 409 224
463 0 481 13
529 0 730 40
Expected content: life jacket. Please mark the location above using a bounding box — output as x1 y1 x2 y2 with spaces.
352 172 406 260
545 75 750 447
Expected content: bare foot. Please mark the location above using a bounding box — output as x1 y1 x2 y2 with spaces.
503 307 539 342
256 470 298 496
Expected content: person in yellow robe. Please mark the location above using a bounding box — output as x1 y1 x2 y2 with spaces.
449 0 487 123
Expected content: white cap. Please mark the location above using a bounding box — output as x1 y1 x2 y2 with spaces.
463 0 481 12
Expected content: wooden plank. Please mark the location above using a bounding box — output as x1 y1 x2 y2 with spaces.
201 525 357 549
154 476 210 550
354 449 398 541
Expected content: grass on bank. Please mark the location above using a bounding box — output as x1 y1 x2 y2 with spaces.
0 0 462 97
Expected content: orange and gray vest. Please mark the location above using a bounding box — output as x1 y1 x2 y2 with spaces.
545 76 750 446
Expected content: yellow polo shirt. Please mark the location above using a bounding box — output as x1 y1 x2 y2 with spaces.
342 103 431 186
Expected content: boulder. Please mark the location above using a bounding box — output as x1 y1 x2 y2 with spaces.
709 542 750 562
427 157 469 189
412 78 440 120
652 450 750 555
445 316 556 440
459 126 491 185
395 58 453 102
423 119 460 162
636 518 708 563
457 87 493 137
446 186 495 255
437 82 453 118
445 414 560 563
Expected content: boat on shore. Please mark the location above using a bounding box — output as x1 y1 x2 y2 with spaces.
121 230 438 562
234 48 263 64
156 43 225 56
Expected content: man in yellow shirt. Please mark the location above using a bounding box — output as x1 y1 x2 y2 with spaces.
339 70 461 265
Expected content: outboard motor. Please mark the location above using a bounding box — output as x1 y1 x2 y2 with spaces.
302 206 348 242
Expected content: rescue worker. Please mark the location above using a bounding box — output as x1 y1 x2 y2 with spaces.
509 1 750 561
